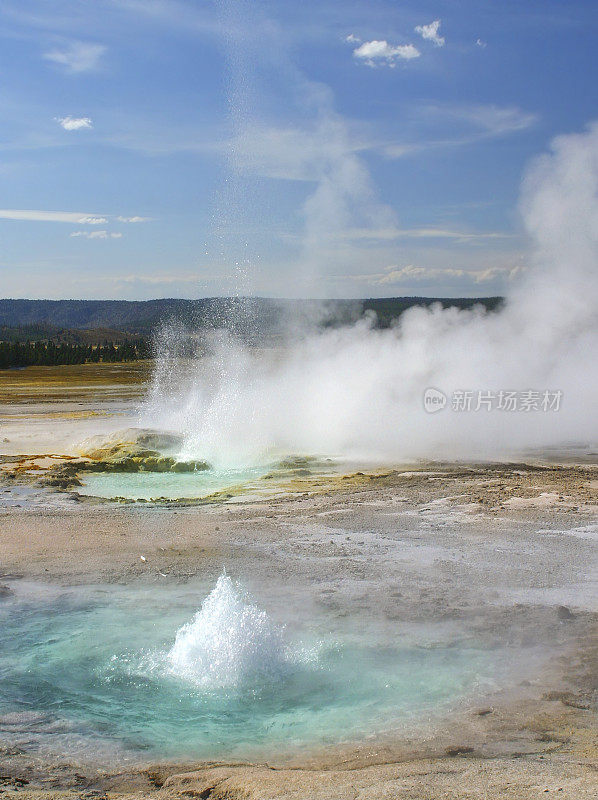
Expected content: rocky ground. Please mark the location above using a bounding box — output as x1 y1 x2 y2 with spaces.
0 463 597 799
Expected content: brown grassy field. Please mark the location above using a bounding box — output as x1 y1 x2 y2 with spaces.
0 361 153 404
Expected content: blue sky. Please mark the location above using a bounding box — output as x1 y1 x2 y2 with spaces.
0 0 597 300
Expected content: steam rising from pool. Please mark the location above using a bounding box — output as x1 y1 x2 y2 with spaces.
166 573 289 688
140 122 598 468
0 579 511 762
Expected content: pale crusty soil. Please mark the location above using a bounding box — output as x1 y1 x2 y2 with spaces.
0 463 597 799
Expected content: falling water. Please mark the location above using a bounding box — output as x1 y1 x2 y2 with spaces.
165 573 289 688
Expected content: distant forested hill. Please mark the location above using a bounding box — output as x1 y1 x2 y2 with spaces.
0 297 503 340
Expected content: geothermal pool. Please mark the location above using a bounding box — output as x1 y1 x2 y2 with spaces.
0 576 497 764
77 465 269 501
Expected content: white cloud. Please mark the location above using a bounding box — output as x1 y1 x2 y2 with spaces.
378 142 421 159
476 39 487 48
353 40 420 67
452 104 538 136
415 20 445 47
77 216 107 225
343 226 514 242
56 116 93 131
117 272 200 284
0 209 106 223
345 34 361 44
381 104 538 159
352 263 523 286
70 230 123 239
0 210 149 226
43 42 106 73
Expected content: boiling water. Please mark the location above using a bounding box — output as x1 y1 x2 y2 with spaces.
165 574 288 687
0 577 494 764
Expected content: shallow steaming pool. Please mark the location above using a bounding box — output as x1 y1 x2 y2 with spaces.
77 466 268 500
0 577 497 764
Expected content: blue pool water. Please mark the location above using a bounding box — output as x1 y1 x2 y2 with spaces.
0 577 494 764
77 466 268 500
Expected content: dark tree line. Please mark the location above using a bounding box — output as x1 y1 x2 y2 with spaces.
0 339 150 369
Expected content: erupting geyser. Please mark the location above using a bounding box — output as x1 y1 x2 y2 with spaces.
166 573 290 689
141 124 598 468
0 578 509 761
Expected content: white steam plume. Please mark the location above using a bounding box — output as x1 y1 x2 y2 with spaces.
140 124 597 467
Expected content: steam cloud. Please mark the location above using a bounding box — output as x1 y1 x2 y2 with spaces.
142 125 598 467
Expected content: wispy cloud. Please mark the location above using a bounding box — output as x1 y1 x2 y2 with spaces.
70 230 123 239
228 122 371 182
231 103 533 177
415 20 445 47
43 41 106 73
117 272 202 284
0 209 106 223
0 209 147 224
78 216 108 224
352 263 523 286
450 104 537 135
56 115 93 131
343 226 515 243
353 40 420 67
382 104 538 158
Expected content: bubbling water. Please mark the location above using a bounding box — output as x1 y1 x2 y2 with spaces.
165 574 289 689
0 579 503 762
